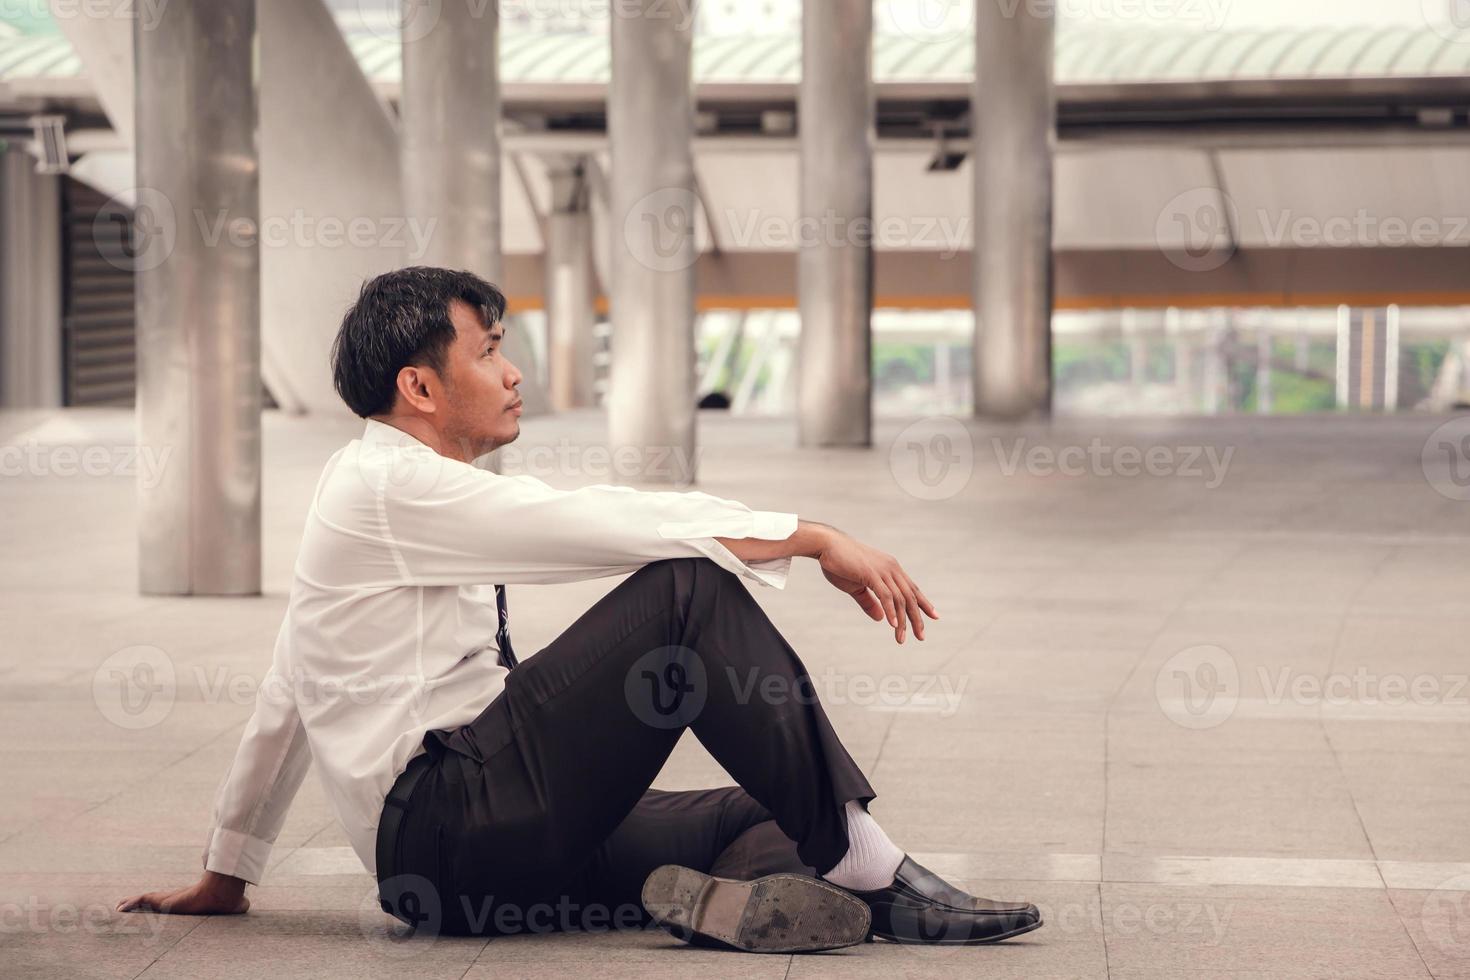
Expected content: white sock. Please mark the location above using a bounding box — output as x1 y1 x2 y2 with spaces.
820 800 904 891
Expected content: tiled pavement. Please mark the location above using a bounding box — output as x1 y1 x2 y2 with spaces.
2 407 1468 979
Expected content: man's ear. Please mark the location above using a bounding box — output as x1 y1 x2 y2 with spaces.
394 364 440 414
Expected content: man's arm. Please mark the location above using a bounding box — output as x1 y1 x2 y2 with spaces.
117 620 313 916
717 519 939 644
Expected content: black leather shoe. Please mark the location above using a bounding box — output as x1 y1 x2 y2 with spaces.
642 864 871 953
847 855 1043 945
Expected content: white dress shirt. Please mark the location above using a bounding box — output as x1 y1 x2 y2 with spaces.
202 418 799 884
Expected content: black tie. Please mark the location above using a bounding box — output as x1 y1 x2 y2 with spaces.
494 584 518 670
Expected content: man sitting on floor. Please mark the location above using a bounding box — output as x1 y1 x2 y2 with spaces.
116 267 1042 952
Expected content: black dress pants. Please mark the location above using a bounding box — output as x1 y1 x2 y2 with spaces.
377 557 876 936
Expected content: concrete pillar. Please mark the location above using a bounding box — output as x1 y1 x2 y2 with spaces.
1256 328 1273 413
401 0 501 281
608 0 697 483
1203 313 1226 414
400 0 546 423
135 0 261 595
797 0 873 446
546 160 596 411
0 149 63 409
972 0 1055 419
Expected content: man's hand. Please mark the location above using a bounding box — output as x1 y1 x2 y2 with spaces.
815 530 938 644
116 870 250 916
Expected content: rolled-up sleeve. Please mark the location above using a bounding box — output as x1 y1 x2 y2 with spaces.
378 454 800 588
201 620 313 885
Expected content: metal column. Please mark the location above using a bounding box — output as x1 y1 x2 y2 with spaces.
135 0 260 595
608 0 697 484
546 161 597 411
0 149 63 409
972 0 1055 419
797 0 873 446
400 0 547 421
400 0 500 281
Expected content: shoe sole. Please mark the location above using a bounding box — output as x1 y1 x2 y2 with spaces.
873 914 1045 945
642 865 871 954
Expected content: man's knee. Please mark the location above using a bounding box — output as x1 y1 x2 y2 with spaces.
637 556 739 597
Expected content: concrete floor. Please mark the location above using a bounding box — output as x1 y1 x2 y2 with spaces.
2 406 1468 979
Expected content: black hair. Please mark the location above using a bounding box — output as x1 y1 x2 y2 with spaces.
330 266 507 418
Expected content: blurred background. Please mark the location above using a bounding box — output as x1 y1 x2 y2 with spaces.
4 0 1470 428
3 2 1470 978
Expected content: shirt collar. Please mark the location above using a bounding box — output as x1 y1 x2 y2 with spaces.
361 418 432 450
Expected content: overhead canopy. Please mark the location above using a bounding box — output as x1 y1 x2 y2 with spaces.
5 20 1470 93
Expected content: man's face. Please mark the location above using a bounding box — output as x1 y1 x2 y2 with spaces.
437 299 524 459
